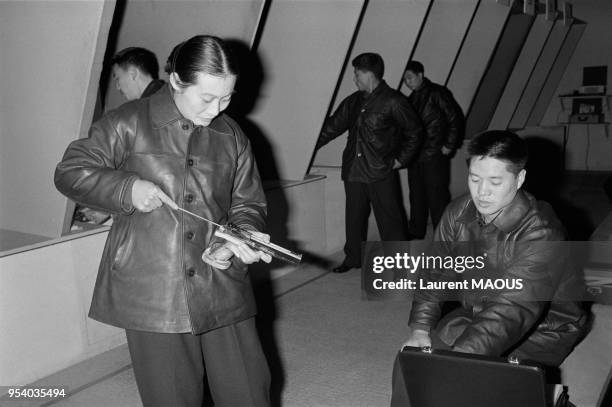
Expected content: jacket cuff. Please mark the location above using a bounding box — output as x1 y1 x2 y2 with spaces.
408 322 432 333
119 175 139 214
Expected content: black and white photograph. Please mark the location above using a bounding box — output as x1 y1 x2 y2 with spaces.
1 0 611 406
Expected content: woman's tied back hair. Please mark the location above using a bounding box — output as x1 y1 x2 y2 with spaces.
165 35 239 87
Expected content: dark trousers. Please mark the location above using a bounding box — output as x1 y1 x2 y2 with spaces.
126 317 271 407
407 156 451 238
343 172 408 267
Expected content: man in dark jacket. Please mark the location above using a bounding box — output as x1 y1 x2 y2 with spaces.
316 53 423 273
403 60 464 239
391 131 586 405
111 47 166 101
75 47 167 226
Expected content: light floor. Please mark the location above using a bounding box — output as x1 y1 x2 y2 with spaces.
2 257 611 407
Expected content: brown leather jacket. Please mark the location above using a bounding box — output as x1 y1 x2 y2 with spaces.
55 86 266 334
409 190 586 363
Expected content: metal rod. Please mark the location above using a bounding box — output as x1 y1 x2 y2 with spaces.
175 207 223 228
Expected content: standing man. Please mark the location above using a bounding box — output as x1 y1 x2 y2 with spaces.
111 47 166 101
316 53 423 273
403 60 465 239
75 47 167 226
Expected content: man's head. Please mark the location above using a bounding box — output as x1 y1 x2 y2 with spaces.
467 130 527 222
352 53 384 93
111 47 159 100
403 60 424 91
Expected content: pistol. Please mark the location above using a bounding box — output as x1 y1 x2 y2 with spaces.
214 223 302 264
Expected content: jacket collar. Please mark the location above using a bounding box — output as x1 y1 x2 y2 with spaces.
148 84 228 133
412 77 431 94
362 80 389 100
149 84 183 129
141 79 166 99
457 189 531 233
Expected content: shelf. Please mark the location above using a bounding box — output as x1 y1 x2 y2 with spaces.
558 122 610 125
559 94 611 98
558 94 612 116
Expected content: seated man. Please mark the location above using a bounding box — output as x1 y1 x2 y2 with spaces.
393 130 587 398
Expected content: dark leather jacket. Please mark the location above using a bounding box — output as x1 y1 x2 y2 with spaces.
408 78 464 162
317 81 423 182
55 86 266 334
410 190 586 359
141 79 166 98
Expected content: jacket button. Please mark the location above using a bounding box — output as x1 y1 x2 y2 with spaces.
182 123 189 131
187 268 195 277
188 159 194 166
186 231 195 240
185 194 194 203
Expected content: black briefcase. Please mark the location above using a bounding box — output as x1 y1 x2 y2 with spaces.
395 346 558 407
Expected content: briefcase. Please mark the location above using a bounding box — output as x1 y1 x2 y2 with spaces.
395 346 555 407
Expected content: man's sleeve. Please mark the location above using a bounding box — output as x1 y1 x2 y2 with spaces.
54 113 140 215
393 96 424 166
438 88 465 152
451 230 565 356
316 96 352 150
408 206 457 331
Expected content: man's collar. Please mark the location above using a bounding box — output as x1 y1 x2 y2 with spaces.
363 80 388 98
413 77 430 92
457 190 531 233
141 79 166 99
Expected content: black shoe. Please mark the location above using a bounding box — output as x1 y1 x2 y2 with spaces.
406 233 425 241
332 264 352 273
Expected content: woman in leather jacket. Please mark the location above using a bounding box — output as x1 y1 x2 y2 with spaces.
55 35 271 407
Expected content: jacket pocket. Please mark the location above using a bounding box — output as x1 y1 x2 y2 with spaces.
110 217 135 271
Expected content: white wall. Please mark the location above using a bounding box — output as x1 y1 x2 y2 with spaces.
249 0 365 180
104 0 265 111
0 230 124 386
399 0 479 93
489 14 555 130
313 0 432 167
509 20 571 129
0 0 114 239
446 0 514 113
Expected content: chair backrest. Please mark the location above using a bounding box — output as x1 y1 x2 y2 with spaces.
397 346 549 407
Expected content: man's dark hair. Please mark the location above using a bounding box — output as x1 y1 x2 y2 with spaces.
165 35 239 88
111 47 160 80
468 130 528 174
352 53 384 79
405 60 424 75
